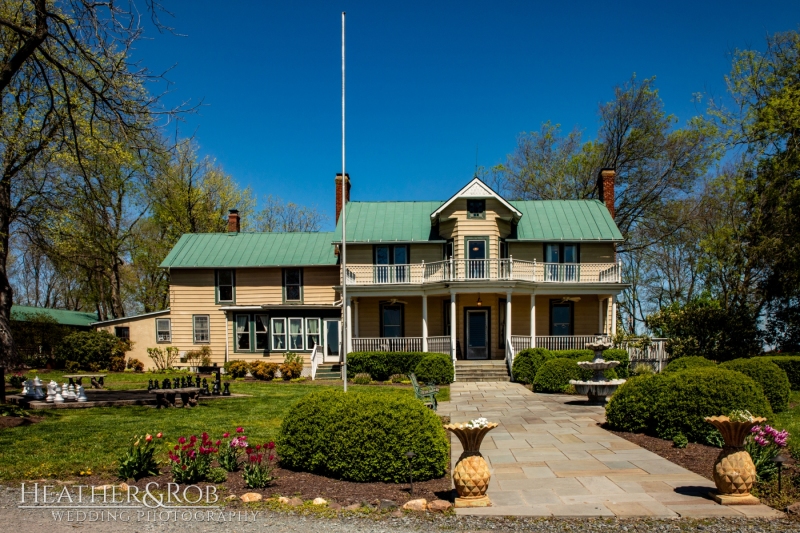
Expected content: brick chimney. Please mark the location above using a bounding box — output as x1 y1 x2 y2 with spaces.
227 209 240 233
335 173 351 223
597 168 615 219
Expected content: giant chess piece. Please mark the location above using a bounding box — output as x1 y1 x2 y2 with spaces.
222 382 231 396
61 382 72 400
162 378 170 389
32 376 45 400
212 379 220 395
202 378 209 396
45 381 57 403
195 376 201 388
67 383 77 401
180 376 187 388
53 384 65 403
147 379 153 391
22 379 32 397
173 377 180 389
76 385 88 402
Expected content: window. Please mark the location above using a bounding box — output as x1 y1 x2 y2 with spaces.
306 318 321 349
374 245 409 283
443 240 454 260
235 314 250 351
467 199 486 219
193 315 210 344
443 299 451 336
156 319 171 342
499 239 509 259
381 303 403 338
217 270 234 303
115 327 130 340
544 243 579 281
550 301 574 336
289 318 304 350
271 318 286 350
284 268 302 302
545 244 579 263
255 315 269 351
499 298 506 349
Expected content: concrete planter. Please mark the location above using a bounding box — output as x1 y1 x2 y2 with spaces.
444 422 498 508
704 415 766 505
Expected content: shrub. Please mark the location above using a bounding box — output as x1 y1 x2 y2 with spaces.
550 349 594 360
761 356 800 390
117 432 163 481
225 360 249 378
720 358 790 412
512 348 553 384
250 361 278 381
280 352 304 380
54 330 130 371
414 353 454 385
606 367 772 445
346 351 434 381
352 373 372 385
278 390 448 482
673 434 689 449
185 346 213 367
664 356 717 373
533 358 582 393
389 373 407 383
126 358 145 372
8 372 26 388
147 346 179 371
632 363 655 376
603 349 630 378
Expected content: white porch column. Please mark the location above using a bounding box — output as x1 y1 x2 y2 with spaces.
530 294 536 348
346 298 353 353
506 291 512 349
611 295 617 336
224 311 230 363
422 294 428 352
353 298 359 338
450 291 457 364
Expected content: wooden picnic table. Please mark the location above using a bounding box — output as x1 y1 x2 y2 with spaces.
149 387 201 408
63 374 106 389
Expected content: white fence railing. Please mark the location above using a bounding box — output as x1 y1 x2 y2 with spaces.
351 337 424 352
535 335 610 351
623 338 669 372
344 259 622 286
510 335 532 354
427 336 451 354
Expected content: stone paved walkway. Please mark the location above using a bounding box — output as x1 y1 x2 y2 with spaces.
439 382 783 519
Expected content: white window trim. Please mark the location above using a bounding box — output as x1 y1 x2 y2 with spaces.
305 318 321 350
271 317 287 351
193 315 210 344
288 317 305 351
156 318 171 343
254 314 269 351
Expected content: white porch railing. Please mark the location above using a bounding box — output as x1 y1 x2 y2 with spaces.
344 259 622 286
310 344 320 380
510 335 532 354
505 337 514 375
535 335 610 351
351 337 423 352
427 336 452 354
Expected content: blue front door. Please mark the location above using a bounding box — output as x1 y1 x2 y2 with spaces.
466 310 489 359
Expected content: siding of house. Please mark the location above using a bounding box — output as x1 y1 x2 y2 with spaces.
438 199 515 260
97 315 162 368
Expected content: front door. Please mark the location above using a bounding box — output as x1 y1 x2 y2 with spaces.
323 318 340 363
466 309 489 359
550 302 573 336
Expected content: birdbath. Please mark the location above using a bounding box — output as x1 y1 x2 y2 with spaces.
704 413 766 505
444 418 498 508
569 338 626 405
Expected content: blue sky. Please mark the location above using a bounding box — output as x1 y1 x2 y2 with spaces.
136 1 800 230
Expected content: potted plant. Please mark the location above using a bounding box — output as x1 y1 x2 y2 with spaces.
704 410 766 505
443 417 497 507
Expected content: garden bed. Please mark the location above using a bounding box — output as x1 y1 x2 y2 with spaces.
0 415 43 430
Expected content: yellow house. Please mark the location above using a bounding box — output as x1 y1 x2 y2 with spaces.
96 170 629 380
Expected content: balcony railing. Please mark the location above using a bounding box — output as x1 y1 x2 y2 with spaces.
344 259 621 286
351 336 451 354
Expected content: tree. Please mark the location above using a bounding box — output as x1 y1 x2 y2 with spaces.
255 195 326 232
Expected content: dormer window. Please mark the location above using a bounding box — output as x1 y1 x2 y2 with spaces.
467 199 486 219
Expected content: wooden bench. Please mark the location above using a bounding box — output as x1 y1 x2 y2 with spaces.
63 374 106 389
409 373 439 411
149 387 201 408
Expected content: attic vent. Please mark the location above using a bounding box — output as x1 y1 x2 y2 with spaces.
467 199 485 219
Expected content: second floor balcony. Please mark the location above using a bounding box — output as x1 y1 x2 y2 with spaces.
343 258 622 286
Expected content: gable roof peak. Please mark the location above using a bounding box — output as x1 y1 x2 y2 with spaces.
431 177 522 220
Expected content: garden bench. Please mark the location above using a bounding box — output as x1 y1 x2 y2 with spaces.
63 374 106 389
409 373 439 411
149 387 201 408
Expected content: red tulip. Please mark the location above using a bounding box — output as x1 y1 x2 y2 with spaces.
236 427 244 433
222 432 229 438
156 432 163 438
178 437 186 444
267 442 276 450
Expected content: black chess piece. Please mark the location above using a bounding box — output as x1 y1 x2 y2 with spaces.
201 378 208 395
212 379 220 395
195 376 201 388
147 379 153 391
180 376 186 388
162 378 170 389
173 377 180 389
222 382 231 396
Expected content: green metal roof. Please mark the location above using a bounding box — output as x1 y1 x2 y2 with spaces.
511 200 623 241
333 199 622 243
160 232 337 268
333 201 444 243
11 305 98 327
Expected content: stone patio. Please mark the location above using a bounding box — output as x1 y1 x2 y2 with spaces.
438 381 783 518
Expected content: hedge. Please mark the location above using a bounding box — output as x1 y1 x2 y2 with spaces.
720 358 790 412
512 348 553 384
533 358 582 393
346 351 444 381
606 367 772 444
513 347 629 384
663 356 716 373
414 353 454 385
760 356 800 390
278 390 449 482
54 330 129 371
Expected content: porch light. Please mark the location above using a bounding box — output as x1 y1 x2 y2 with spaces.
476 294 482 307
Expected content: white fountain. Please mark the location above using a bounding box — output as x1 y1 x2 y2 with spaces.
569 337 626 405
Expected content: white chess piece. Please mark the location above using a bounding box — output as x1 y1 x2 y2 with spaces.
67 383 76 400
53 384 65 403
45 381 56 402
77 385 88 402
22 379 33 398
32 376 45 400
62 382 72 400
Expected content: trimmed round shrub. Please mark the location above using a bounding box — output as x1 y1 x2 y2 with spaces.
606 367 772 445
512 348 553 384
224 360 249 378
278 390 449 482
352 373 372 385
603 349 630 378
54 330 129 371
761 356 800 390
720 358 790 412
250 361 278 381
126 358 145 372
414 354 454 385
346 351 434 381
533 358 581 393
664 356 716 373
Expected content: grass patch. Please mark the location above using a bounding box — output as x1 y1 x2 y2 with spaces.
769 390 800 459
0 379 447 481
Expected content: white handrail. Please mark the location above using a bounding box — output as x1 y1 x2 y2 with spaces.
310 344 320 380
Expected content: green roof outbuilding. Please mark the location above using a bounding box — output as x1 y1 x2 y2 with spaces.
11 305 98 327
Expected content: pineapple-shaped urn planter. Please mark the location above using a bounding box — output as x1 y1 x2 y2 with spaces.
704 415 766 505
444 419 498 508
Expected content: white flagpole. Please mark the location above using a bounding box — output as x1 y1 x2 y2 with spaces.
341 11 348 392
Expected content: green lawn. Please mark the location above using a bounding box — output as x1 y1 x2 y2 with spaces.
1 377 449 481
768 390 800 459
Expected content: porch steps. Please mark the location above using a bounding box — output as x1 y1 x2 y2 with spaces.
314 364 342 380
455 360 510 382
